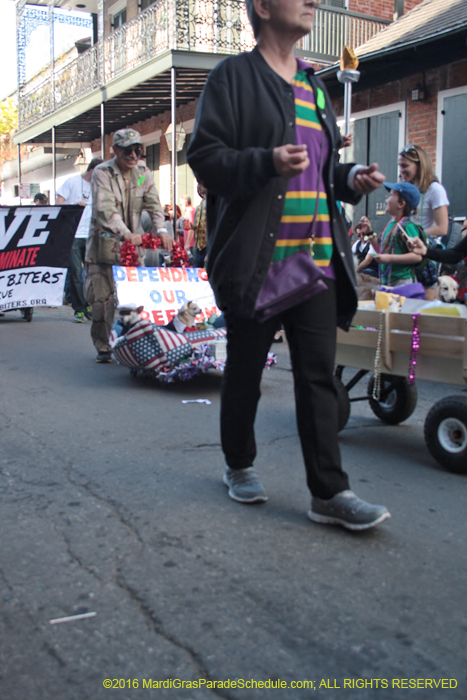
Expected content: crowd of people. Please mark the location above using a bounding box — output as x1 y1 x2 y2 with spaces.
350 143 466 300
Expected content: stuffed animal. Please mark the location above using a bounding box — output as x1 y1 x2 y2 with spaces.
117 303 144 331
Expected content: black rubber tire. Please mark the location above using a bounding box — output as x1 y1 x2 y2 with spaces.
367 374 417 425
424 396 467 474
21 308 33 322
334 375 351 432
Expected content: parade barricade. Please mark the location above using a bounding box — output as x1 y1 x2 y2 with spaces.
335 299 467 474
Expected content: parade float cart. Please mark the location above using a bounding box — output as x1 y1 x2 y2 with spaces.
334 306 467 474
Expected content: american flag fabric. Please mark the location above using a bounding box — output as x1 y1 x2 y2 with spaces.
112 319 226 373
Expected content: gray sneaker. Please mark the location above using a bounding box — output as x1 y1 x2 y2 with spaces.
223 466 268 504
308 490 390 531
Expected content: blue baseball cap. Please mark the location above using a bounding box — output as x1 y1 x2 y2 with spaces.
384 181 421 210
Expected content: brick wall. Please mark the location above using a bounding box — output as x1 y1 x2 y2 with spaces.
349 0 425 20
349 1 393 21
331 58 467 168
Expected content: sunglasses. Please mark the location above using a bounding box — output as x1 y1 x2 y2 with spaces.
121 145 143 157
401 145 420 161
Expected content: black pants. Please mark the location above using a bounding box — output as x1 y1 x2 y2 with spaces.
221 280 349 500
68 238 87 314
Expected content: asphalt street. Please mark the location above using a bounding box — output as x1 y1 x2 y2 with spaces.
1 306 466 700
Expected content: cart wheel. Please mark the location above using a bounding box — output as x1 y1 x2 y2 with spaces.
367 374 417 425
21 308 33 322
424 396 467 474
334 375 350 432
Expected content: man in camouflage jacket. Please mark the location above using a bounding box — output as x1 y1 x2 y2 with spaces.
85 128 172 362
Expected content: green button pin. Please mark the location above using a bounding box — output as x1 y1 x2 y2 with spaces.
317 88 326 111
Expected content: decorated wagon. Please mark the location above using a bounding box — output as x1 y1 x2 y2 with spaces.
335 305 467 474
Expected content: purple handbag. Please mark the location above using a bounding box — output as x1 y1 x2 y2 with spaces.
255 132 327 322
255 250 327 321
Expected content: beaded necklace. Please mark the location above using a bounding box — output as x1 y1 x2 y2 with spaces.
378 216 410 284
379 215 409 254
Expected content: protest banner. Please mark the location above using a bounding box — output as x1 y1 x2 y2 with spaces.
0 205 83 312
113 265 220 326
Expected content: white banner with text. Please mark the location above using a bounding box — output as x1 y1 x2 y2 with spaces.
113 266 221 325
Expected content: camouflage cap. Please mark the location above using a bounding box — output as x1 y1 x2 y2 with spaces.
113 129 142 148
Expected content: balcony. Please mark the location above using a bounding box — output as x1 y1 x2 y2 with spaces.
296 6 391 64
17 1 390 132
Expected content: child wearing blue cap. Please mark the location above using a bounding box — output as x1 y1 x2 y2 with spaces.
361 182 423 287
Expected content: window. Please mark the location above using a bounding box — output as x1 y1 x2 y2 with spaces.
140 0 156 10
113 8 126 28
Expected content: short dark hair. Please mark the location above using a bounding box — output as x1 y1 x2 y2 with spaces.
396 192 413 218
34 193 48 204
87 157 104 172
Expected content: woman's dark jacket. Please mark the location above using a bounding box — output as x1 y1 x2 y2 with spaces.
426 235 467 264
187 47 360 329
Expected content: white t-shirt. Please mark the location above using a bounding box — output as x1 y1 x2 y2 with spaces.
56 174 92 239
413 181 450 233
352 239 376 257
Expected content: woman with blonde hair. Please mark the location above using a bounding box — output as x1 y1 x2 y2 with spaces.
398 144 449 239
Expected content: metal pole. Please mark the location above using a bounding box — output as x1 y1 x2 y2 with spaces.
101 102 105 159
17 145 22 204
49 0 55 111
97 0 104 85
343 82 352 137
337 69 360 137
52 126 56 204
171 66 177 234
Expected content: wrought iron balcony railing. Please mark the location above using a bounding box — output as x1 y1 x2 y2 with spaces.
18 1 390 131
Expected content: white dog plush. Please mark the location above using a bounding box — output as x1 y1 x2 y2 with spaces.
117 303 144 331
168 301 202 333
436 275 459 303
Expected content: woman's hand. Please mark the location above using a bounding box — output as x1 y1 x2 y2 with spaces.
353 163 386 194
273 144 310 178
404 235 427 256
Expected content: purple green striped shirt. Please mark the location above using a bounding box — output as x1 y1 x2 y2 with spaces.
272 63 334 278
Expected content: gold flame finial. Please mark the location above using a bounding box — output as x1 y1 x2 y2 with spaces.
340 46 359 71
